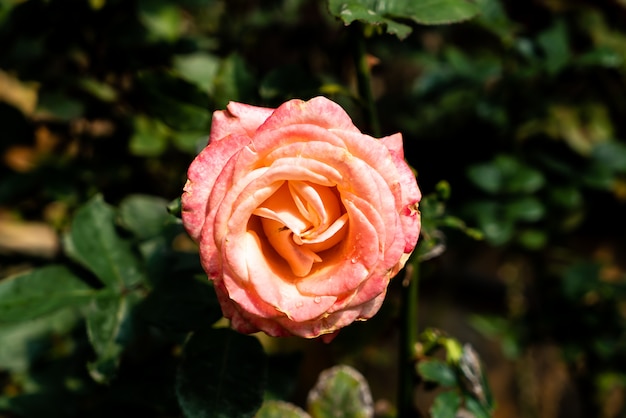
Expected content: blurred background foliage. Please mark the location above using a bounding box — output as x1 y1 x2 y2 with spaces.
1 0 626 417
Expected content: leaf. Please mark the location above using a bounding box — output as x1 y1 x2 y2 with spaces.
213 54 257 109
0 308 80 373
171 131 207 154
591 141 626 172
63 195 146 290
329 2 412 39
138 275 222 333
328 0 481 39
85 293 138 384
0 265 98 323
129 115 170 157
259 65 320 103
176 328 267 418
307 365 374 418
549 186 582 209
36 91 84 121
430 391 461 418
537 19 570 75
517 229 547 250
265 352 304 401
153 98 211 132
562 262 601 300
173 53 220 94
459 345 492 409
504 196 545 222
417 360 458 387
467 163 503 194
118 194 172 240
137 71 211 132
78 77 118 102
506 166 545 194
464 396 492 418
138 0 183 42
256 400 311 418
467 200 514 245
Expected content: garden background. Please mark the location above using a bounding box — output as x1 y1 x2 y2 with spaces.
1 0 626 417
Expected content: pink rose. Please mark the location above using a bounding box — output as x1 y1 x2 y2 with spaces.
182 97 421 341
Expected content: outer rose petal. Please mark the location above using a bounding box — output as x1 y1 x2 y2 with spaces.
181 134 251 241
381 133 422 253
181 96 422 340
210 102 274 142
257 97 361 134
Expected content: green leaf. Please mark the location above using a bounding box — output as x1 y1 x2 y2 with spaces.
537 19 570 75
0 308 80 373
265 352 304 401
259 65 320 102
464 396 492 418
469 315 521 359
430 391 461 418
173 53 220 94
0 265 98 323
328 0 481 39
591 141 626 172
36 91 84 121
467 200 514 245
256 401 311 418
118 194 172 240
562 262 600 300
213 54 257 109
504 196 545 222
137 71 211 132
549 186 582 209
138 0 183 42
506 166 545 194
129 115 170 157
171 131 207 154
176 328 267 418
406 0 481 25
329 2 412 39
138 275 222 333
156 99 211 132
85 293 138 384
64 195 146 290
78 77 118 102
417 360 458 387
307 365 373 418
516 229 547 250
467 163 503 194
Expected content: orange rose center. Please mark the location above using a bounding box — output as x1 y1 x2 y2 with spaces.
252 181 348 277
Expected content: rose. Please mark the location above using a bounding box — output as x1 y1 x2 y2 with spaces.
182 96 421 341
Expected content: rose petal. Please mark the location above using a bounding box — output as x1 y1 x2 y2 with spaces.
182 134 251 241
210 102 275 142
223 230 338 322
260 217 322 277
257 96 361 135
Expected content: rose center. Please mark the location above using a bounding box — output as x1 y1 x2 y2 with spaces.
252 181 348 277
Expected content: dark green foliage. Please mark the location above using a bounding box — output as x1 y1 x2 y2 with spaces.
0 266 99 322
176 328 268 418
2 0 626 416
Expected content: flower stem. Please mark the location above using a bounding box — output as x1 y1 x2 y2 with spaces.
398 261 421 417
351 22 381 137
350 21 420 416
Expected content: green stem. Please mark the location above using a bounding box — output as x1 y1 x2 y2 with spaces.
398 261 420 418
351 22 381 137
350 21 420 416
